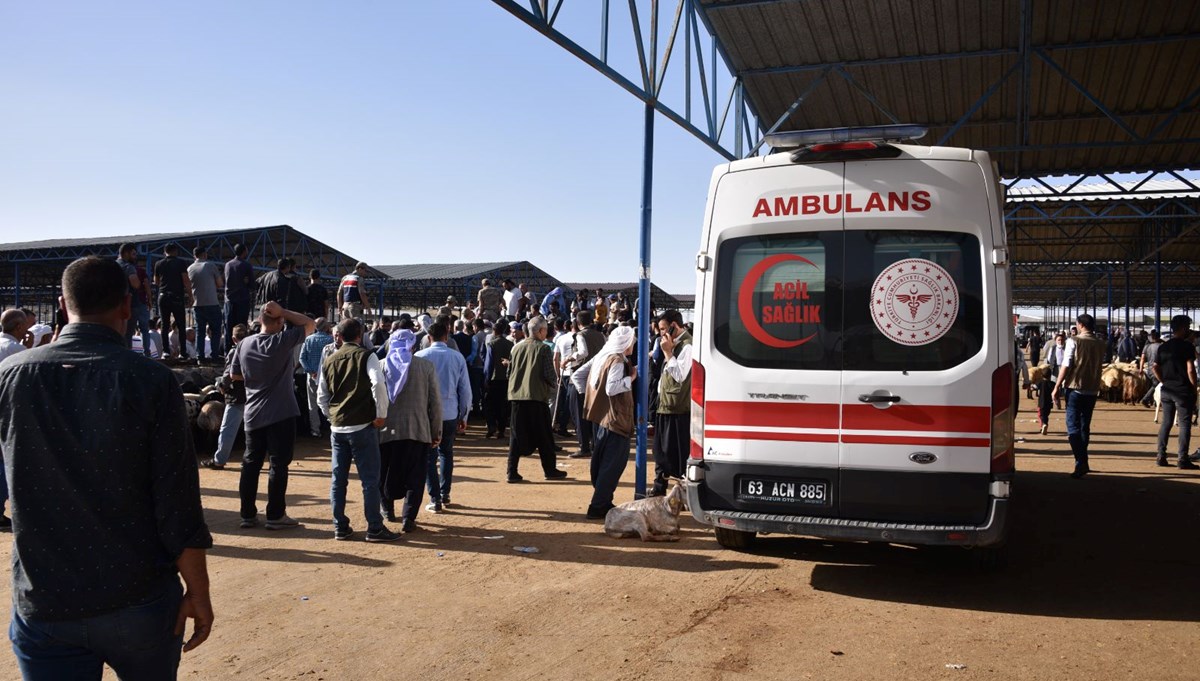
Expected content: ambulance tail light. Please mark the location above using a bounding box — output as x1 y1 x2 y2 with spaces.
990 363 1015 475
689 360 706 462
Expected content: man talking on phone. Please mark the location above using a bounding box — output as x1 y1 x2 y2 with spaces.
652 310 693 497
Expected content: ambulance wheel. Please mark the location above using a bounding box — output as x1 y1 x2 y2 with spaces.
714 526 756 549
967 545 1007 571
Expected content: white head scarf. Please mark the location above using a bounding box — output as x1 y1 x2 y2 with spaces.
589 326 636 389
384 329 415 403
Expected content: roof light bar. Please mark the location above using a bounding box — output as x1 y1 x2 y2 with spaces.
766 125 927 150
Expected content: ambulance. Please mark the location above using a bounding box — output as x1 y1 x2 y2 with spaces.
685 125 1014 558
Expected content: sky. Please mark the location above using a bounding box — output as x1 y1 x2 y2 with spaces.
1 1 729 294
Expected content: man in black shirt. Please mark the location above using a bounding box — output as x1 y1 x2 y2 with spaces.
307 268 328 318
0 257 214 678
1153 315 1199 469
154 242 193 359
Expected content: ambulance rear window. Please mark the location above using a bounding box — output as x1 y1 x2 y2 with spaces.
842 230 984 372
712 232 842 370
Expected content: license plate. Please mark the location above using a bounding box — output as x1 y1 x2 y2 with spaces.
737 476 829 506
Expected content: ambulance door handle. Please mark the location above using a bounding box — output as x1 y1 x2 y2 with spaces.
858 394 901 404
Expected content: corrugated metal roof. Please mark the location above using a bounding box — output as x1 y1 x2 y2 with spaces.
699 0 1200 177
375 262 528 281
0 227 287 254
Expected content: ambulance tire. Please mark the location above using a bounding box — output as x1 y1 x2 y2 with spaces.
966 545 1008 571
714 526 756 550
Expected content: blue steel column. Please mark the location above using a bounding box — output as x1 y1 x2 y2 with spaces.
12 263 20 308
1106 273 1112 334
1124 270 1130 331
635 100 655 500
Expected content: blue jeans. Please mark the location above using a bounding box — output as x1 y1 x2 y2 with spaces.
213 403 244 465
427 420 457 503
1064 389 1097 470
125 300 152 356
330 426 384 533
10 579 183 680
193 305 222 360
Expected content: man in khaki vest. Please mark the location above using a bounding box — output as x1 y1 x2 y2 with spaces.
1051 313 1105 478
653 310 692 496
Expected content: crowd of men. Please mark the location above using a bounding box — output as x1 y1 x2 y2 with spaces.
0 253 695 677
115 241 368 362
1026 314 1200 475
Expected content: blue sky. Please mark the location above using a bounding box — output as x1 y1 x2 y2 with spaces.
1 2 725 294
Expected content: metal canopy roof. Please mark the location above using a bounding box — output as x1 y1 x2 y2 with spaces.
697 0 1200 178
375 261 563 311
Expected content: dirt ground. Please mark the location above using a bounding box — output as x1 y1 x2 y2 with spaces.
3 391 1198 680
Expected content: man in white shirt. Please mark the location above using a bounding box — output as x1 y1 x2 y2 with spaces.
502 280 521 319
0 309 30 364
317 318 400 542
551 318 575 436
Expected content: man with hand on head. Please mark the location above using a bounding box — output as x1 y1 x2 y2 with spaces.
232 300 315 530
0 257 213 677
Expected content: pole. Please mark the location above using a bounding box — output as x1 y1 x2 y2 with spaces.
1106 273 1112 336
635 100 655 500
12 263 19 308
1124 269 1130 332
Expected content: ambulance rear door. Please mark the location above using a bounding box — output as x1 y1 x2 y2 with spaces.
701 162 846 517
838 159 996 526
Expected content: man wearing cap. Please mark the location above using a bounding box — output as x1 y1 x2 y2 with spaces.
477 279 502 322
337 262 371 322
188 246 225 363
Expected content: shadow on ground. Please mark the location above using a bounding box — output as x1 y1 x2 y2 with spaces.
741 469 1200 621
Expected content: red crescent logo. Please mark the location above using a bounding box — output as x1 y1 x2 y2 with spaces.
737 253 819 349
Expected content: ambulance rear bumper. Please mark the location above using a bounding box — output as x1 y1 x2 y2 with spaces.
686 481 1008 547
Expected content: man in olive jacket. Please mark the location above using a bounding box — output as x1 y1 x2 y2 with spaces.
506 317 568 483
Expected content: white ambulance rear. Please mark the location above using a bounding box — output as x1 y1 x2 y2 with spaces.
686 126 1014 554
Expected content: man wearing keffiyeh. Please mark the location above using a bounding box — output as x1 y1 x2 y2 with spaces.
378 329 443 531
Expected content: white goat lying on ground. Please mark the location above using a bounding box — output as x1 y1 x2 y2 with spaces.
604 482 687 542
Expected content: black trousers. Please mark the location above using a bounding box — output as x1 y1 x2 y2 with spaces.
653 412 689 493
239 418 296 521
507 401 559 477
568 382 595 452
158 295 188 358
552 378 572 431
380 439 428 523
486 379 509 435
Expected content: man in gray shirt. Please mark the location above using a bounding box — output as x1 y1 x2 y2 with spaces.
231 301 315 529
188 246 224 362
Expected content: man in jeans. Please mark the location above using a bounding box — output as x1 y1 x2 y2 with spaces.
1153 315 1199 470
1051 313 1105 479
188 245 224 363
317 319 400 542
415 317 472 513
231 301 314 529
202 323 249 470
0 256 213 678
153 243 192 360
